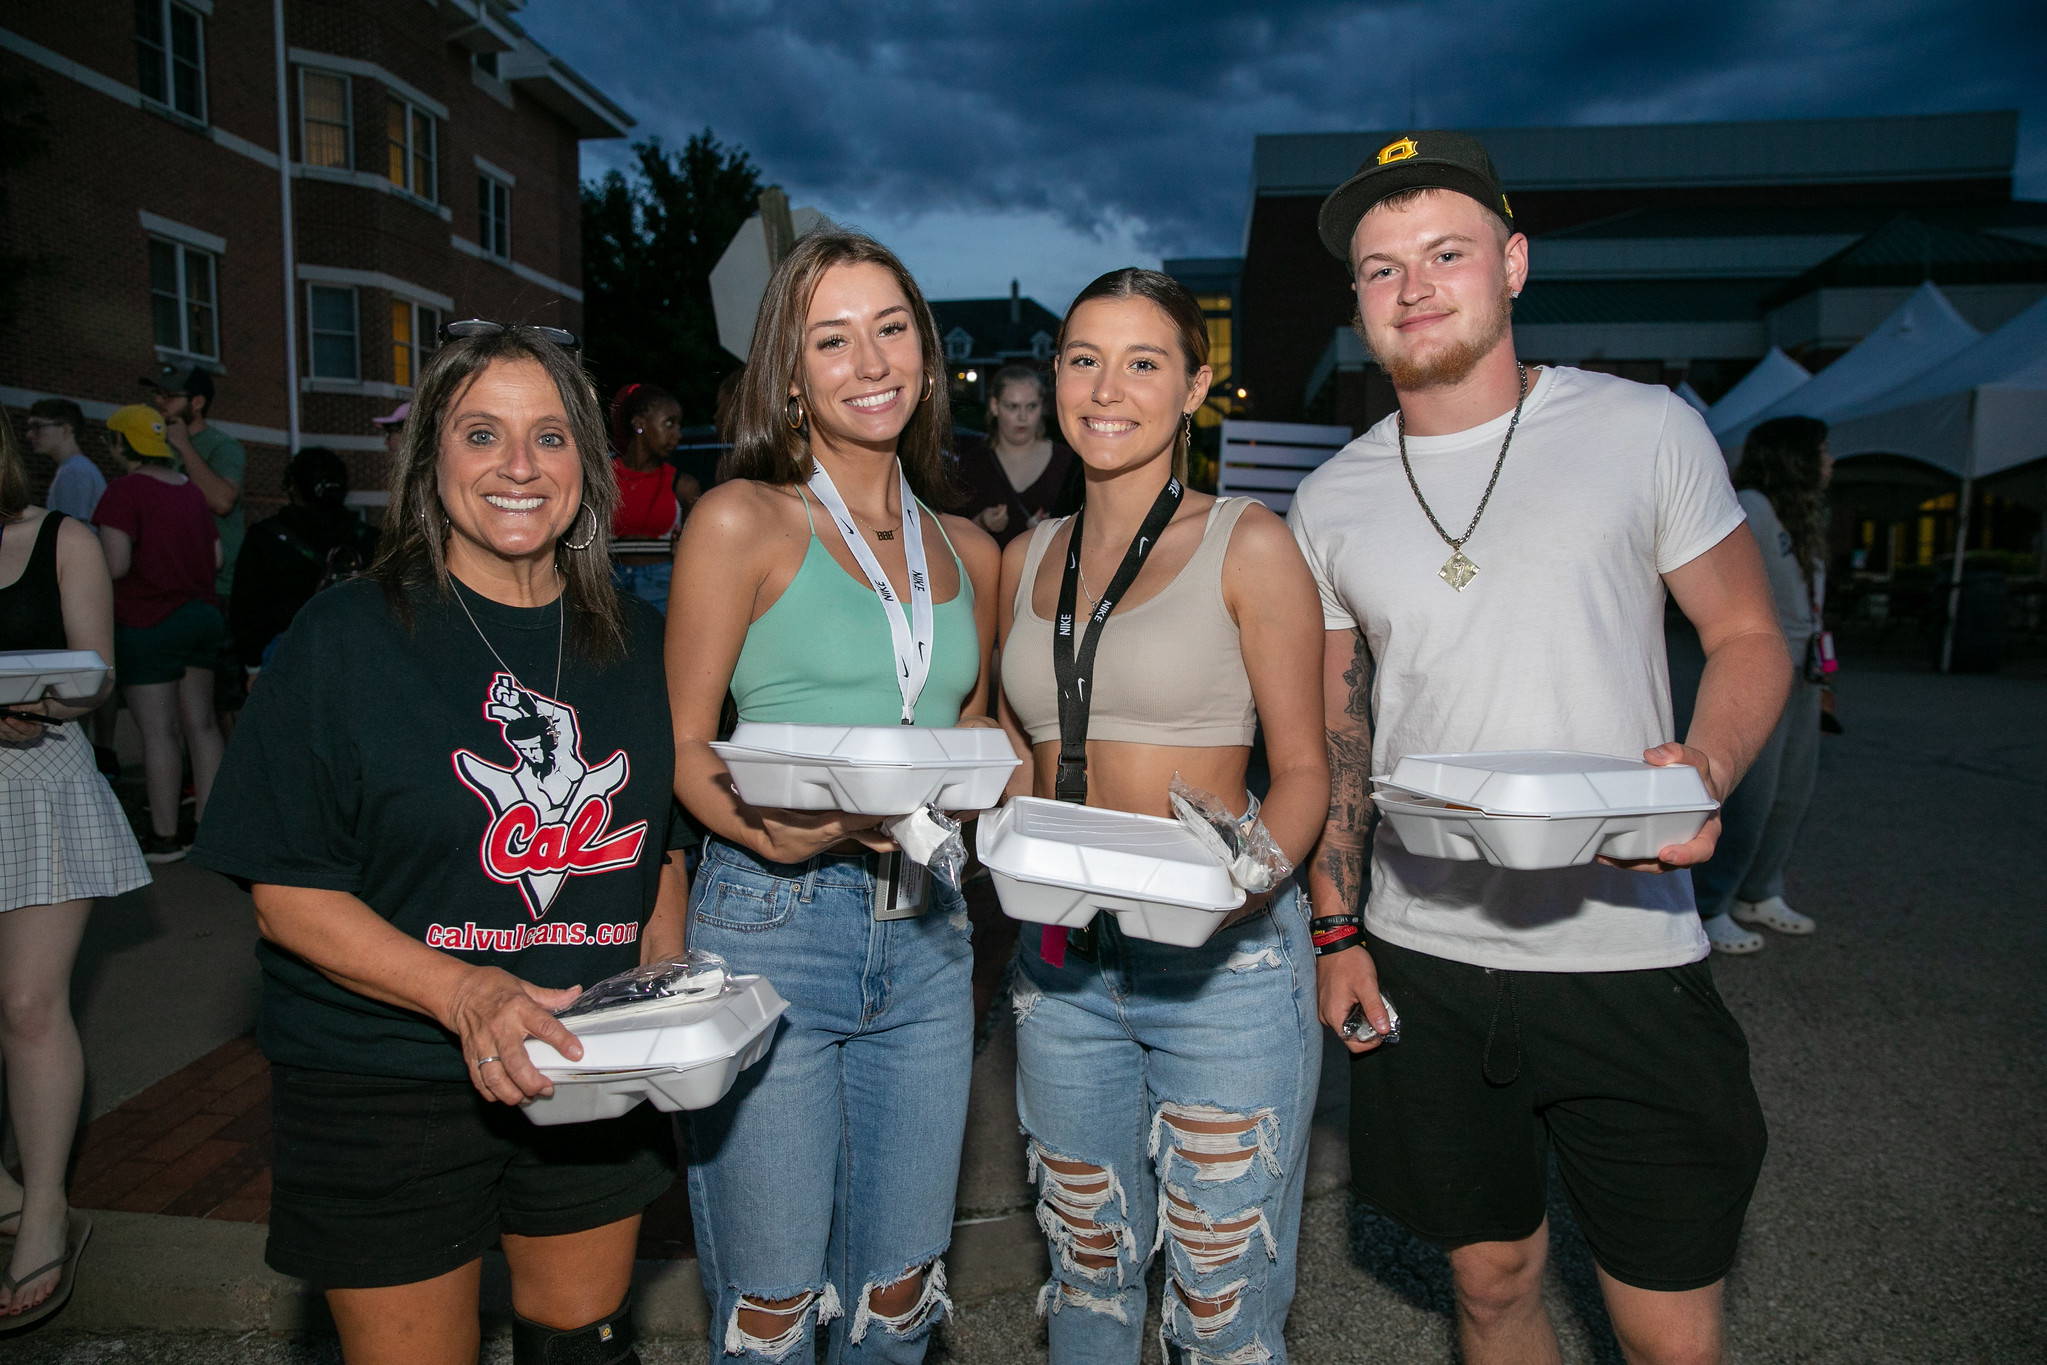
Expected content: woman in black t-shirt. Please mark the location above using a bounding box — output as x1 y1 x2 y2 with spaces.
950 362 1076 547
193 324 693 1362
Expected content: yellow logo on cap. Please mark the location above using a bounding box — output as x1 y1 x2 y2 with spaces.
1501 194 1513 218
1377 137 1419 165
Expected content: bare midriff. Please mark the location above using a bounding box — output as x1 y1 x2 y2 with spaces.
1028 738 1251 820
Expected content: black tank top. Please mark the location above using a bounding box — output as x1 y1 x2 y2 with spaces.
0 512 71 650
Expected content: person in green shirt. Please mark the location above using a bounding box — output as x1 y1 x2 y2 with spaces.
145 364 245 598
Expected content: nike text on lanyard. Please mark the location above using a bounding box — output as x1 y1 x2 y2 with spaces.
1051 476 1184 803
805 458 934 725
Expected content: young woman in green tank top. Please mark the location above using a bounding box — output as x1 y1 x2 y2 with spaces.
664 229 1000 1362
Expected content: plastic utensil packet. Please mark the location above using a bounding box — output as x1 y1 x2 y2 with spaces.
1169 775 1293 892
885 804 965 888
556 951 730 1021
1341 992 1402 1045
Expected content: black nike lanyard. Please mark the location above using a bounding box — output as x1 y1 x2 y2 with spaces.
1051 475 1184 804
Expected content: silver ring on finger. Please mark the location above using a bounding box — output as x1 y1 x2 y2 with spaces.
474 1055 502 1066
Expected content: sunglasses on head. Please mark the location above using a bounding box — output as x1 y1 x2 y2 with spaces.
437 319 582 351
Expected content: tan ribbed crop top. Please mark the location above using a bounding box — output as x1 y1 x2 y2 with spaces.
1002 497 1258 748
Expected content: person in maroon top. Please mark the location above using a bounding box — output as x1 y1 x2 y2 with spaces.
607 383 685 613
950 363 1076 547
91 405 224 861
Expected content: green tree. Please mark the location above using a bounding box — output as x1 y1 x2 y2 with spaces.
581 131 763 425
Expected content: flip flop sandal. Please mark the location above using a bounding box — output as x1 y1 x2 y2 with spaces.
0 1210 91 1331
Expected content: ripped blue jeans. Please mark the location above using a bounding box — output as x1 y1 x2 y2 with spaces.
684 838 974 1363
1013 884 1320 1365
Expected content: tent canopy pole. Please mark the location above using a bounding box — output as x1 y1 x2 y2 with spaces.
1938 392 1978 674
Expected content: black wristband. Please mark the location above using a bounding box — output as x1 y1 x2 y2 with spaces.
1311 919 1361 956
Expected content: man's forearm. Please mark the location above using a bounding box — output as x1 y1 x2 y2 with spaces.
1309 627 1376 918
1687 626 1792 798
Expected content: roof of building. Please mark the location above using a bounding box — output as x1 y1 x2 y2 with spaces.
1253 111 2019 197
1763 214 2047 307
928 297 1065 358
1514 277 1786 326
1539 201 2047 241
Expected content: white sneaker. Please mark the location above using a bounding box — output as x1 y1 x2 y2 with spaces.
1702 913 1764 955
1733 896 1816 935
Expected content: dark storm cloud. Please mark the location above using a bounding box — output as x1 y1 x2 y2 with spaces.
522 0 2047 258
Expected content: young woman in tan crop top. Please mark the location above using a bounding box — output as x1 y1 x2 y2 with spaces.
992 268 1329 1364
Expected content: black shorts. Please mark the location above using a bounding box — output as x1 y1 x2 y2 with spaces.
267 1065 677 1289
1349 933 1767 1292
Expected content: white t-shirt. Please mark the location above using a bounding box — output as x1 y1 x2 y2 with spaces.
1738 489 1823 648
1288 366 1746 973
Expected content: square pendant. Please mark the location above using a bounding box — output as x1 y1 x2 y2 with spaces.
1438 549 1479 591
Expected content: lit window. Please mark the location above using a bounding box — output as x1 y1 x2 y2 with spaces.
1207 317 1232 382
391 300 440 388
309 284 360 380
148 235 218 359
478 174 511 260
300 70 351 169
136 0 207 123
386 97 437 202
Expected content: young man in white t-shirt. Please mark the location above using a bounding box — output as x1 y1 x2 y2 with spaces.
1288 132 1792 1365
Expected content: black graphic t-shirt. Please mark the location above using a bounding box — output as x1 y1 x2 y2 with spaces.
192 576 696 1081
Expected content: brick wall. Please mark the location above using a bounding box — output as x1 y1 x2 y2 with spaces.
2 0 611 528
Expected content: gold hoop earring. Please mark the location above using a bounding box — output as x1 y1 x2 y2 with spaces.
786 396 807 431
561 504 597 552
922 373 935 404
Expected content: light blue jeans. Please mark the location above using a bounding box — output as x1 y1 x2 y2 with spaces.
683 838 975 1363
611 559 672 614
1669 616 1824 917
1013 885 1321 1365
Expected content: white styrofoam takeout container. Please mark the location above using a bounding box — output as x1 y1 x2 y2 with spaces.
711 722 1020 815
0 650 109 707
518 974 788 1125
1371 750 1717 871
976 797 1245 947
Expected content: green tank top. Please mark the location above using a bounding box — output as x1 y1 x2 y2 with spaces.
730 493 980 727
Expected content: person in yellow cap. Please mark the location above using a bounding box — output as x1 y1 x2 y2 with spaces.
91 404 226 862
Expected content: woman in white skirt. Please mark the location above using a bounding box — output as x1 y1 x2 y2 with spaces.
0 418 148 1323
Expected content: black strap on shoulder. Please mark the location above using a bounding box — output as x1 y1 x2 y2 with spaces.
1051 475 1183 803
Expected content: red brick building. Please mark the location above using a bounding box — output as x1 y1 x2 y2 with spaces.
1 0 629 517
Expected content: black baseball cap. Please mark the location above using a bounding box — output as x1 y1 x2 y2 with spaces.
141 362 216 403
1317 130 1515 262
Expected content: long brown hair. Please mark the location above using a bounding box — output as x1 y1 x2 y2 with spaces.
1055 268 1209 483
0 412 26 521
371 326 628 663
1735 415 1829 586
724 227 954 506
985 362 1047 441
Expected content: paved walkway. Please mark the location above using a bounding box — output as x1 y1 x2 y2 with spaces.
8 661 2044 1360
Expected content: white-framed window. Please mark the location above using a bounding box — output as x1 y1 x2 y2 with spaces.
308 284 360 380
136 0 207 123
148 235 218 359
1030 330 1055 362
299 68 352 169
391 299 441 388
944 327 974 362
478 173 511 260
385 96 436 202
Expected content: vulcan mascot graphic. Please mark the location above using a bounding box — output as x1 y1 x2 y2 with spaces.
454 674 646 917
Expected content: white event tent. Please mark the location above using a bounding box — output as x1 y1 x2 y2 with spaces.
1705 347 1809 437
1717 282 1981 460
1825 290 2047 480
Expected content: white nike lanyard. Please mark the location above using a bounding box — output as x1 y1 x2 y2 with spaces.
804 457 934 725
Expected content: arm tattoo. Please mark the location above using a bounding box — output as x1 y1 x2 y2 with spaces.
1317 630 1374 913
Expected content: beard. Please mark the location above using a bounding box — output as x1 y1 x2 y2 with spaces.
1360 281 1515 392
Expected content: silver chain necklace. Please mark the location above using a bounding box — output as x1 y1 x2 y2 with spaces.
1397 361 1528 591
454 574 565 699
